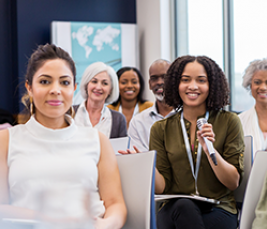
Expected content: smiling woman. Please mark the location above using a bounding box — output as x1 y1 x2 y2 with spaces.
108 67 153 128
238 58 267 157
74 62 127 138
0 44 127 229
25 58 76 129
151 55 244 229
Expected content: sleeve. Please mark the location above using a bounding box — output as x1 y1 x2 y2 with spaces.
223 113 244 179
117 113 127 138
144 101 154 110
109 110 127 138
149 121 173 193
106 104 114 110
128 118 148 152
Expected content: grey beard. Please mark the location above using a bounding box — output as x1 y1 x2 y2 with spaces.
154 94 164 102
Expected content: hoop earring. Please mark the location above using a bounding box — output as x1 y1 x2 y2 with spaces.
29 97 33 115
70 106 75 118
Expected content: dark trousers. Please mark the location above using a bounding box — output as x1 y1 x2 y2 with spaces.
157 198 238 229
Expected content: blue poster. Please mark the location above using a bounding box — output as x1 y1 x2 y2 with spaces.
71 22 122 97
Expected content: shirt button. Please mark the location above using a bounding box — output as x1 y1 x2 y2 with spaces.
195 151 197 155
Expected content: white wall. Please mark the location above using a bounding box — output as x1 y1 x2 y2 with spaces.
136 0 175 101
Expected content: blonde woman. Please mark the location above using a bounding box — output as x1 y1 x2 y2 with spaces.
74 62 127 138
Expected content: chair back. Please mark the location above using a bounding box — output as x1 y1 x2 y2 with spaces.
239 150 267 229
116 151 156 229
234 135 253 203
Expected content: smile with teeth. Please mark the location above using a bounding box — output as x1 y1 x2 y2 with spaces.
156 88 163 93
258 92 267 98
125 90 135 94
186 93 199 98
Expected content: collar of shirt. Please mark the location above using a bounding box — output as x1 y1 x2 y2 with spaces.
118 102 139 117
75 100 108 127
149 102 176 120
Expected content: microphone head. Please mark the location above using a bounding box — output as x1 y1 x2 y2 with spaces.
197 118 207 130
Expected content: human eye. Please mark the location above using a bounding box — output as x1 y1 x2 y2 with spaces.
91 79 97 84
181 77 189 82
103 81 109 86
61 80 71 86
39 79 50 85
254 80 261 85
150 76 157 81
199 78 207 83
120 80 127 85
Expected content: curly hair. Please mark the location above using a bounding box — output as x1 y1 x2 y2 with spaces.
111 67 147 106
242 58 267 91
164 55 230 111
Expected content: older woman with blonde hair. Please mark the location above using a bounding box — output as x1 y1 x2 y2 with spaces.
74 62 127 138
239 58 267 157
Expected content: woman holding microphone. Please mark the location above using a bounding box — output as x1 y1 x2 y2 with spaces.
150 55 244 229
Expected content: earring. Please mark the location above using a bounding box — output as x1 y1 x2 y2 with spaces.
29 97 33 115
69 106 75 118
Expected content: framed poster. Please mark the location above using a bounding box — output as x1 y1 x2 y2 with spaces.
51 21 138 105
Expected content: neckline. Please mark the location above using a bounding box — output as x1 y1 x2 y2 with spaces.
26 115 77 141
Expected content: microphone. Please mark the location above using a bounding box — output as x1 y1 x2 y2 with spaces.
196 118 218 166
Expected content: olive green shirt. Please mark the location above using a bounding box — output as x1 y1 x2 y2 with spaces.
149 110 244 214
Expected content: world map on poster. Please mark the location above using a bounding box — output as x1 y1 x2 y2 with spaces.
70 22 122 99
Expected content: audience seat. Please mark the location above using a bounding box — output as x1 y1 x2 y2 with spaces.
116 151 156 229
239 150 267 229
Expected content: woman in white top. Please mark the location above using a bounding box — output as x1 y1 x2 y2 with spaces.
74 62 127 138
239 58 267 158
0 44 127 229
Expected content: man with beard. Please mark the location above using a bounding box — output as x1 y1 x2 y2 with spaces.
127 59 176 152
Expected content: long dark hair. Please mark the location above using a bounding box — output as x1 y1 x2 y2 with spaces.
111 67 146 106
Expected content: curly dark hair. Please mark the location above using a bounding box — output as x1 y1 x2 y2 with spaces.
111 67 147 106
164 55 230 111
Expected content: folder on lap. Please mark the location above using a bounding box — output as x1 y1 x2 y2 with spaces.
155 194 220 205
110 136 130 155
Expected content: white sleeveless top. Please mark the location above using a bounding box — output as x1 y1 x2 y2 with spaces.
8 115 105 218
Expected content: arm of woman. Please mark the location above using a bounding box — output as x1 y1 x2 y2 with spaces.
197 115 244 191
0 129 37 219
154 168 166 194
149 122 171 194
96 132 127 229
